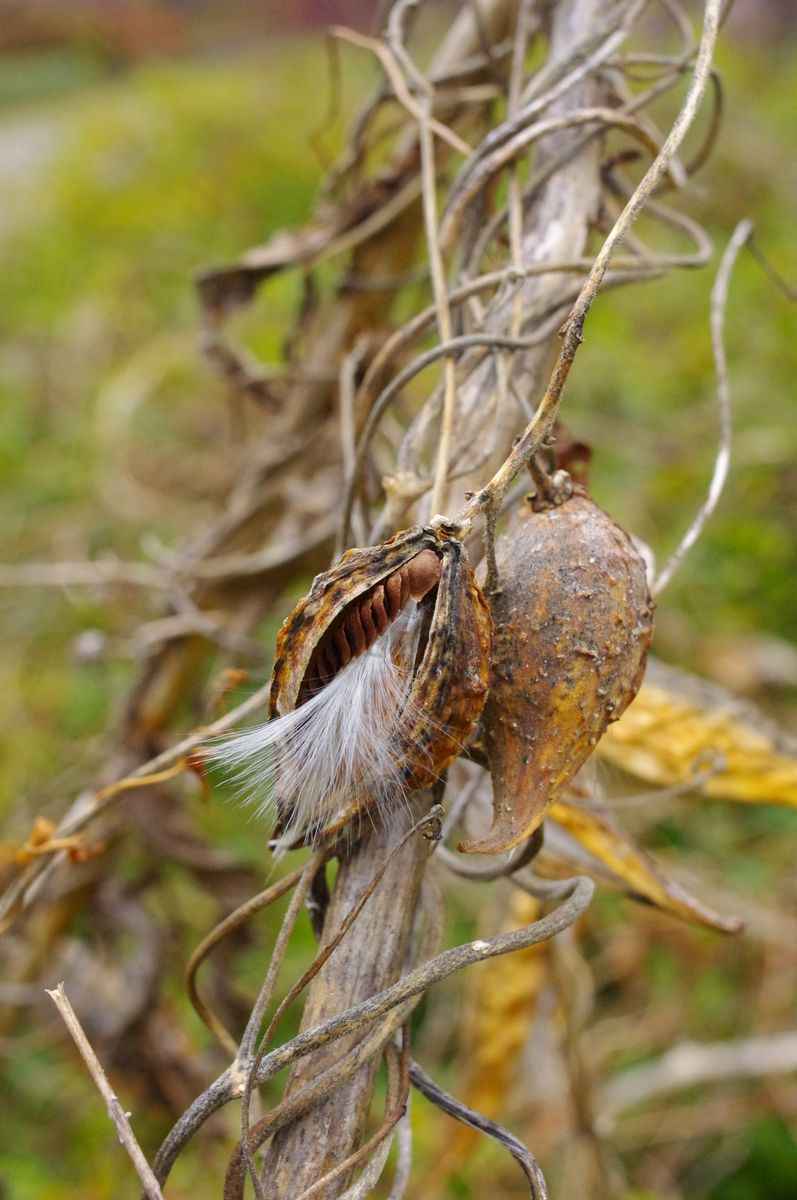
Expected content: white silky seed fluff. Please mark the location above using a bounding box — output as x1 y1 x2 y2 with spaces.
210 604 425 850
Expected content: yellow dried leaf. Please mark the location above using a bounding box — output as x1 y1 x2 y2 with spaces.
461 891 549 1101
418 890 551 1193
546 800 742 932
598 670 797 808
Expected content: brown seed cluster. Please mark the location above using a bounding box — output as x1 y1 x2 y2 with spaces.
299 549 441 702
271 526 492 844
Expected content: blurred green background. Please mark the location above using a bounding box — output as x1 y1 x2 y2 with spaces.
0 2 796 1198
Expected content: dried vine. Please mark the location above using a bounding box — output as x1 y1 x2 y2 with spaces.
0 1 735 1196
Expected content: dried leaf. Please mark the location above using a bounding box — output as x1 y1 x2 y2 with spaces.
597 664 797 808
545 799 742 933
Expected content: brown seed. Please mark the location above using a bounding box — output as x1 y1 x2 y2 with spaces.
271 524 492 843
299 547 442 705
460 485 654 856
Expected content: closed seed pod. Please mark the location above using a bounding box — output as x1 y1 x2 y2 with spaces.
216 523 491 849
460 485 654 856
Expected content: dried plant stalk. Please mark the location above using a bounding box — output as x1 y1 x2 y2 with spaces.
255 800 433 1198
0 0 732 1195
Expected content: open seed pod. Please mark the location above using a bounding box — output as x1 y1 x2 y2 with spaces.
268 522 492 844
460 484 654 855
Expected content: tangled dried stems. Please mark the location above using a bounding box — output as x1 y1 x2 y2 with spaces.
1 0 738 1196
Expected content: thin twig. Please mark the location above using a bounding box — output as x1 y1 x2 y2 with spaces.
435 827 543 881
654 218 753 593
186 862 313 1057
152 1068 240 1186
381 3 461 516
441 106 664 253
239 847 329 1065
747 234 797 301
455 0 724 528
187 515 337 581
234 852 328 1197
518 0 644 108
341 328 559 545
494 0 537 461
409 1058 548 1199
424 120 459 516
331 25 472 157
0 679 273 931
46 983 165 1200
339 338 370 545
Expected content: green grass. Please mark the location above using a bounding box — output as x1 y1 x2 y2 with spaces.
0 45 336 821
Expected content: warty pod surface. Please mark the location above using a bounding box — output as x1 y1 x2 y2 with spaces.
461 485 654 856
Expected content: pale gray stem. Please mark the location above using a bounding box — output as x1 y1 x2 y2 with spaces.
599 1031 797 1131
46 984 165 1200
654 218 753 593
257 800 434 1198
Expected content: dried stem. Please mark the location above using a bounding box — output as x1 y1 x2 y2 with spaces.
186 862 312 1057
383 0 461 516
46 983 165 1200
410 1058 548 1199
153 873 590 1193
295 1034 409 1200
249 875 594 1091
236 810 442 1197
454 0 723 528
7 3 737 1196
251 799 437 1197
654 217 753 593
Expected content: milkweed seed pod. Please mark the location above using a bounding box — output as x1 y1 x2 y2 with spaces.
214 523 492 849
460 485 654 856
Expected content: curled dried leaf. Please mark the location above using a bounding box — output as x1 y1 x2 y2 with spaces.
545 797 742 933
461 485 654 856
